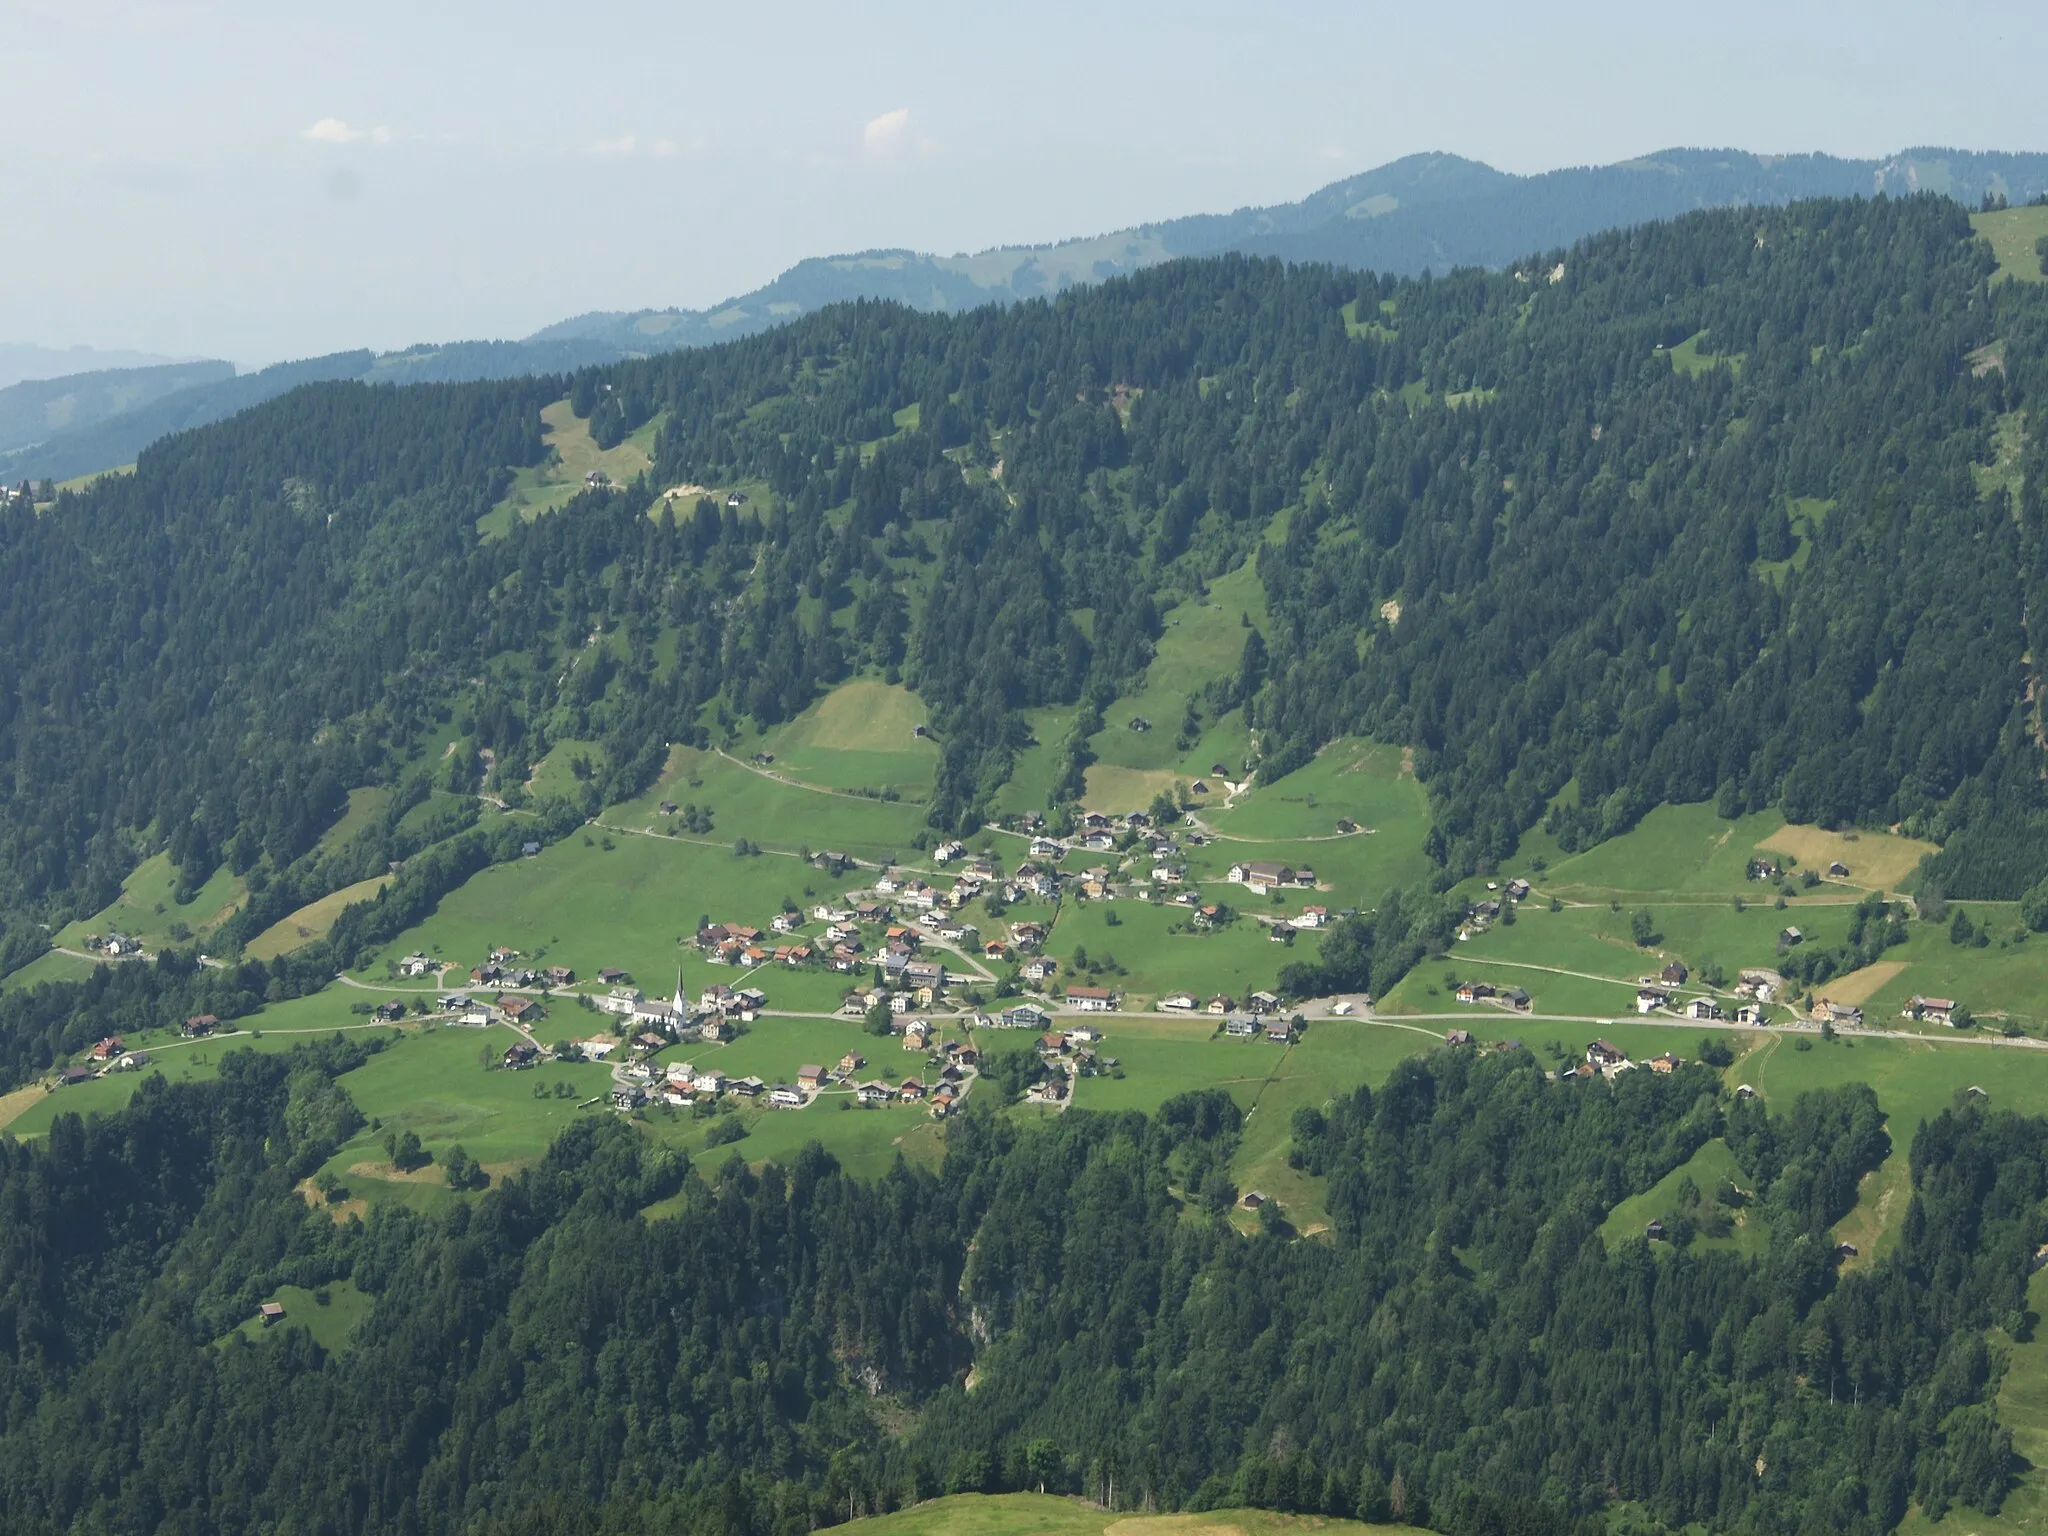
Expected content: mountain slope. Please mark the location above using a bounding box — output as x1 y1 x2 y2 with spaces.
0 360 235 458
0 342 195 391
535 146 2048 352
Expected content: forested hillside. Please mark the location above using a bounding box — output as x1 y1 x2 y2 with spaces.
2 193 2045 974
0 1037 2038 1535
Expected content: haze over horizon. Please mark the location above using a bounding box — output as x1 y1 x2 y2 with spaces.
8 0 2047 366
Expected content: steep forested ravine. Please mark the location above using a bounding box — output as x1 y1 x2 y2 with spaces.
0 1039 2038 1534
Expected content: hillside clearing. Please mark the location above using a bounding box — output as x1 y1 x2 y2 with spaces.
246 875 393 961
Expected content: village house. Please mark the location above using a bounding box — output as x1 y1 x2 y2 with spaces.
1291 905 1329 930
1661 961 1689 986
1689 998 1725 1021
1904 995 1958 1025
503 1041 540 1069
182 1014 219 1037
1586 1039 1629 1069
1001 1004 1049 1030
728 1077 763 1099
374 1000 406 1022
1735 1004 1770 1027
837 1050 865 1076
769 1083 804 1108
1158 991 1199 1012
1445 1029 1473 1047
1820 1001 1863 1029
1647 1053 1681 1074
1067 985 1117 1012
611 1084 645 1110
903 1020 930 1051
1224 1013 1260 1037
1206 994 1234 1015
898 1077 926 1102
399 952 437 978
497 994 541 1024
797 1065 827 1092
1247 990 1280 1015
89 1036 123 1061
1505 878 1531 901
1455 981 1495 1004
260 1302 287 1326
933 839 967 864
1502 986 1531 1011
1635 987 1673 1015
1264 1018 1295 1044
1229 860 1296 893
771 911 801 934
856 1081 892 1106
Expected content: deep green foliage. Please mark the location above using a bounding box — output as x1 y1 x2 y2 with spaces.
0 1049 2038 1535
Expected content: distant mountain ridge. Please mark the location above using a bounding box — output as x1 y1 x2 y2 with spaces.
536 146 2048 352
11 144 2046 482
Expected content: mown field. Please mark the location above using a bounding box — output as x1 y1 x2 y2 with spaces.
836 1493 1403 1536
478 399 664 537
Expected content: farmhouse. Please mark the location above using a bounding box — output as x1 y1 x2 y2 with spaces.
1264 1018 1295 1043
1229 860 1296 893
182 1014 218 1037
89 1036 123 1061
1904 995 1957 1025
1586 1039 1628 1069
1291 905 1329 930
1660 961 1689 986
797 1065 827 1092
1455 981 1495 1004
1445 1029 1473 1046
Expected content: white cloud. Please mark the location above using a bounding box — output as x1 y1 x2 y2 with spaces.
862 107 911 161
592 134 637 157
301 118 392 146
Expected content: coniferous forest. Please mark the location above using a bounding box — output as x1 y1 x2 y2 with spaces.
3 193 2048 1533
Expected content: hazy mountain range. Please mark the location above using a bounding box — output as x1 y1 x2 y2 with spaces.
7 144 2045 483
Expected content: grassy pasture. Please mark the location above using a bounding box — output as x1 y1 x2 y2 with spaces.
480 399 663 537
315 787 392 856
220 1279 374 1355
1528 803 1930 902
346 822 893 995
1975 205 2048 285
755 680 938 794
837 1493 1400 1536
5 1024 401 1138
608 745 931 861
246 874 393 961
1047 898 1312 1002
316 1025 616 1190
1597 1138 1766 1259
0 949 102 994
1079 564 1268 797
52 852 246 953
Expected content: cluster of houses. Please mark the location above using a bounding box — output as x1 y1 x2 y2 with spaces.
52 1035 154 1087
1227 860 1320 894
468 947 574 990
602 1035 980 1120
1571 1039 1684 1080
82 932 144 957
1453 979 1534 1011
1460 879 1532 936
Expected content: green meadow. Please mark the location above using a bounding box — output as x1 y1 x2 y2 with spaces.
752 680 939 796
219 1279 375 1356
835 1493 1401 1536
1975 204 2048 285
52 851 246 953
478 399 664 537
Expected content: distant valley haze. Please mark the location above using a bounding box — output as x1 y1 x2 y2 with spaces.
5 0 2046 365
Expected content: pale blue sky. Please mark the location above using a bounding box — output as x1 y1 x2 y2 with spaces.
7 0 2044 363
